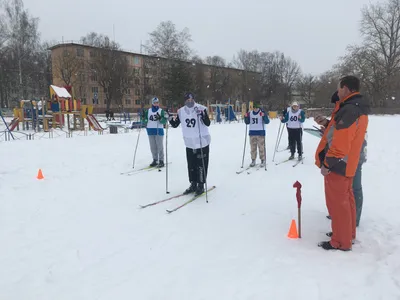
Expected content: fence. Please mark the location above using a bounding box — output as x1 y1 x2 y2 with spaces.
0 126 131 143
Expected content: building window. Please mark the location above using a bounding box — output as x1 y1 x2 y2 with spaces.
90 73 97 82
135 89 140 96
134 56 140 65
76 47 84 57
89 50 97 58
126 89 131 95
92 87 98 94
125 98 131 105
135 78 140 85
134 68 140 76
135 100 141 105
63 50 69 57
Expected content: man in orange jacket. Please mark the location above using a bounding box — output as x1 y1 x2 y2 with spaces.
315 76 370 251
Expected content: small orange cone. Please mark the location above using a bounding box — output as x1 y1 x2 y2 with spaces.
287 219 298 239
37 169 44 180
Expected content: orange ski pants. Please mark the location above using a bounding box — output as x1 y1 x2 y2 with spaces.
324 172 356 250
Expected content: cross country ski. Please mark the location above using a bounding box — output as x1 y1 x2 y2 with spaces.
166 186 216 214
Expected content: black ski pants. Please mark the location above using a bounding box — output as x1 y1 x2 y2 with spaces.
288 128 303 155
186 145 209 184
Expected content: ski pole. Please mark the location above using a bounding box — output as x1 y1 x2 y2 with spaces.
132 116 142 169
241 124 248 168
272 121 282 162
165 114 170 194
264 128 267 171
196 109 208 203
277 123 285 151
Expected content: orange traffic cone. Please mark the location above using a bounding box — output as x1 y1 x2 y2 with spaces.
37 169 44 180
287 219 298 239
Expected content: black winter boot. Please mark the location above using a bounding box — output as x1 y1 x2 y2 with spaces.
157 160 165 168
150 160 158 167
195 183 205 196
183 182 197 195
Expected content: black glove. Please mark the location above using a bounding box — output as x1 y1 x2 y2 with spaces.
154 112 161 121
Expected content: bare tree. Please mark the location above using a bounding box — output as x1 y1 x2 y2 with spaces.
81 32 134 110
361 0 400 78
232 49 262 72
52 49 82 86
3 0 39 98
205 56 229 102
359 0 400 106
333 43 393 107
296 74 317 104
144 20 192 60
144 21 194 106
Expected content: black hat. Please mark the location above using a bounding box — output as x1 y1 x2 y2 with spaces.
184 92 194 101
331 91 339 103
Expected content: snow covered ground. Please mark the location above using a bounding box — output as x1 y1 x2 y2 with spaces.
0 116 399 300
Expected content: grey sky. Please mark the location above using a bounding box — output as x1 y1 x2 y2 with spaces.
24 0 376 75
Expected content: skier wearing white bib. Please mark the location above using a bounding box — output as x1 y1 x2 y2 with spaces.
244 102 270 167
169 93 211 196
141 97 167 168
280 101 305 160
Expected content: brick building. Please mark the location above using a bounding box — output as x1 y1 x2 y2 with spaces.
49 42 260 113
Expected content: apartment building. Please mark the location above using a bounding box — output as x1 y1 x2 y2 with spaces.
49 42 261 112
49 42 145 112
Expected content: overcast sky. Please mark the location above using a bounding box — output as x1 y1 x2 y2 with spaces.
23 0 376 75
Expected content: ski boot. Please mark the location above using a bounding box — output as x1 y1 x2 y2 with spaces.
260 160 265 168
195 183 205 196
298 155 303 161
249 160 256 167
149 160 158 167
289 154 295 160
183 182 197 195
157 160 165 168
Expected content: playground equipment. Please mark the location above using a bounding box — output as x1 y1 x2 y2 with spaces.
0 108 15 140
210 103 238 123
81 104 104 131
5 85 104 133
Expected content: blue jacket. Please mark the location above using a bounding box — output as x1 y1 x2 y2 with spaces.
244 109 270 136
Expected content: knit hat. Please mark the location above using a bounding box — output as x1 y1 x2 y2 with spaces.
184 92 194 101
152 97 159 104
292 101 299 107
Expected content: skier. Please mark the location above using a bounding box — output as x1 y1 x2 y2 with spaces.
280 101 305 160
169 92 211 196
244 102 270 167
141 97 167 168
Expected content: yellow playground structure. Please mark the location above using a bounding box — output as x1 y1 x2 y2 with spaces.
7 85 104 132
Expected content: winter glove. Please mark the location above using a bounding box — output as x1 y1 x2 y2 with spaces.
154 113 161 121
245 112 250 118
259 111 264 117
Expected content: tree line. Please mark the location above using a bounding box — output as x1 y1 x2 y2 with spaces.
1 0 400 110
